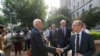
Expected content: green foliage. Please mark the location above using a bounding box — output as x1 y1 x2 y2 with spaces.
80 7 100 29
90 31 100 40
2 0 47 28
58 8 70 19
0 16 8 26
47 15 69 28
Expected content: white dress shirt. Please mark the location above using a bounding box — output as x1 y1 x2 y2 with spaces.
75 31 82 47
44 29 50 38
26 30 31 39
75 31 83 56
62 27 66 35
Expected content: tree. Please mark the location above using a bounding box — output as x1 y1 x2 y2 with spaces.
47 15 70 28
58 8 70 18
80 7 100 29
2 0 47 28
0 16 8 26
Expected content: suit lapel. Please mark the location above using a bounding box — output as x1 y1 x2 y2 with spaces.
73 35 76 45
60 29 64 36
72 34 76 46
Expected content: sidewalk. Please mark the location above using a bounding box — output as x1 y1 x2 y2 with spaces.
11 51 27 56
10 50 72 56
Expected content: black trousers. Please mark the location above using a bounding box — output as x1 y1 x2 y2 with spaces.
61 52 67 56
50 41 59 56
53 53 59 56
24 39 31 50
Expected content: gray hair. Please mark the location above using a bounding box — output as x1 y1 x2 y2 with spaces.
73 20 83 27
60 20 66 24
33 19 42 27
52 24 56 27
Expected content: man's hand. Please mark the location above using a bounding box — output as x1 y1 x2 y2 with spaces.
56 48 63 54
75 53 83 56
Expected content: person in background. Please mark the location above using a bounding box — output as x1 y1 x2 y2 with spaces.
58 20 71 56
14 30 22 56
44 27 51 39
24 27 31 51
43 27 51 45
82 23 89 33
49 24 58 56
0 24 6 56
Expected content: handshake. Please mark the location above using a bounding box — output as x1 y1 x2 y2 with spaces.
56 48 63 54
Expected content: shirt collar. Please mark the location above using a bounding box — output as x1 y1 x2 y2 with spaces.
74 30 82 35
61 27 66 29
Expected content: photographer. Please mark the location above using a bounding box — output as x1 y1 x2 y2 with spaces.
0 24 6 56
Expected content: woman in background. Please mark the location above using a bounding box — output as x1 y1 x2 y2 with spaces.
14 30 22 56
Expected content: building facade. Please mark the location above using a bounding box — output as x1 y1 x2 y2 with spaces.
70 0 100 19
60 0 72 21
60 0 71 9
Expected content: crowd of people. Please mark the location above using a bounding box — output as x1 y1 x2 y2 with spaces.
0 18 95 56
13 26 31 56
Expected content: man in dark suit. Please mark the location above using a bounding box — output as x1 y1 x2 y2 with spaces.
31 19 62 56
58 20 71 56
49 24 58 56
62 20 95 56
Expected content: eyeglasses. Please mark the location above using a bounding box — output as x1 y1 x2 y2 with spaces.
72 24 80 26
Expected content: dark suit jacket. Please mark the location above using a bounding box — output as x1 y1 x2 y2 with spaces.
30 28 56 56
63 31 95 56
58 27 71 48
49 30 58 47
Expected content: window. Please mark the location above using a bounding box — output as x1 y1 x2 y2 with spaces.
83 0 84 3
89 4 92 10
74 0 75 2
82 9 85 13
74 6 75 10
73 14 75 18
78 2 79 7
77 12 79 17
90 0 93 1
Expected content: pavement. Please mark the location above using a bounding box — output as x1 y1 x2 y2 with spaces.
10 50 72 56
11 51 27 56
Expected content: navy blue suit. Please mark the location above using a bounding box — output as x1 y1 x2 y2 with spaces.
58 27 71 56
30 28 56 56
63 31 95 56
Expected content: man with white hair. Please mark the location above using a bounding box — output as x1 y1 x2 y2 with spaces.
30 19 62 56
58 20 71 56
